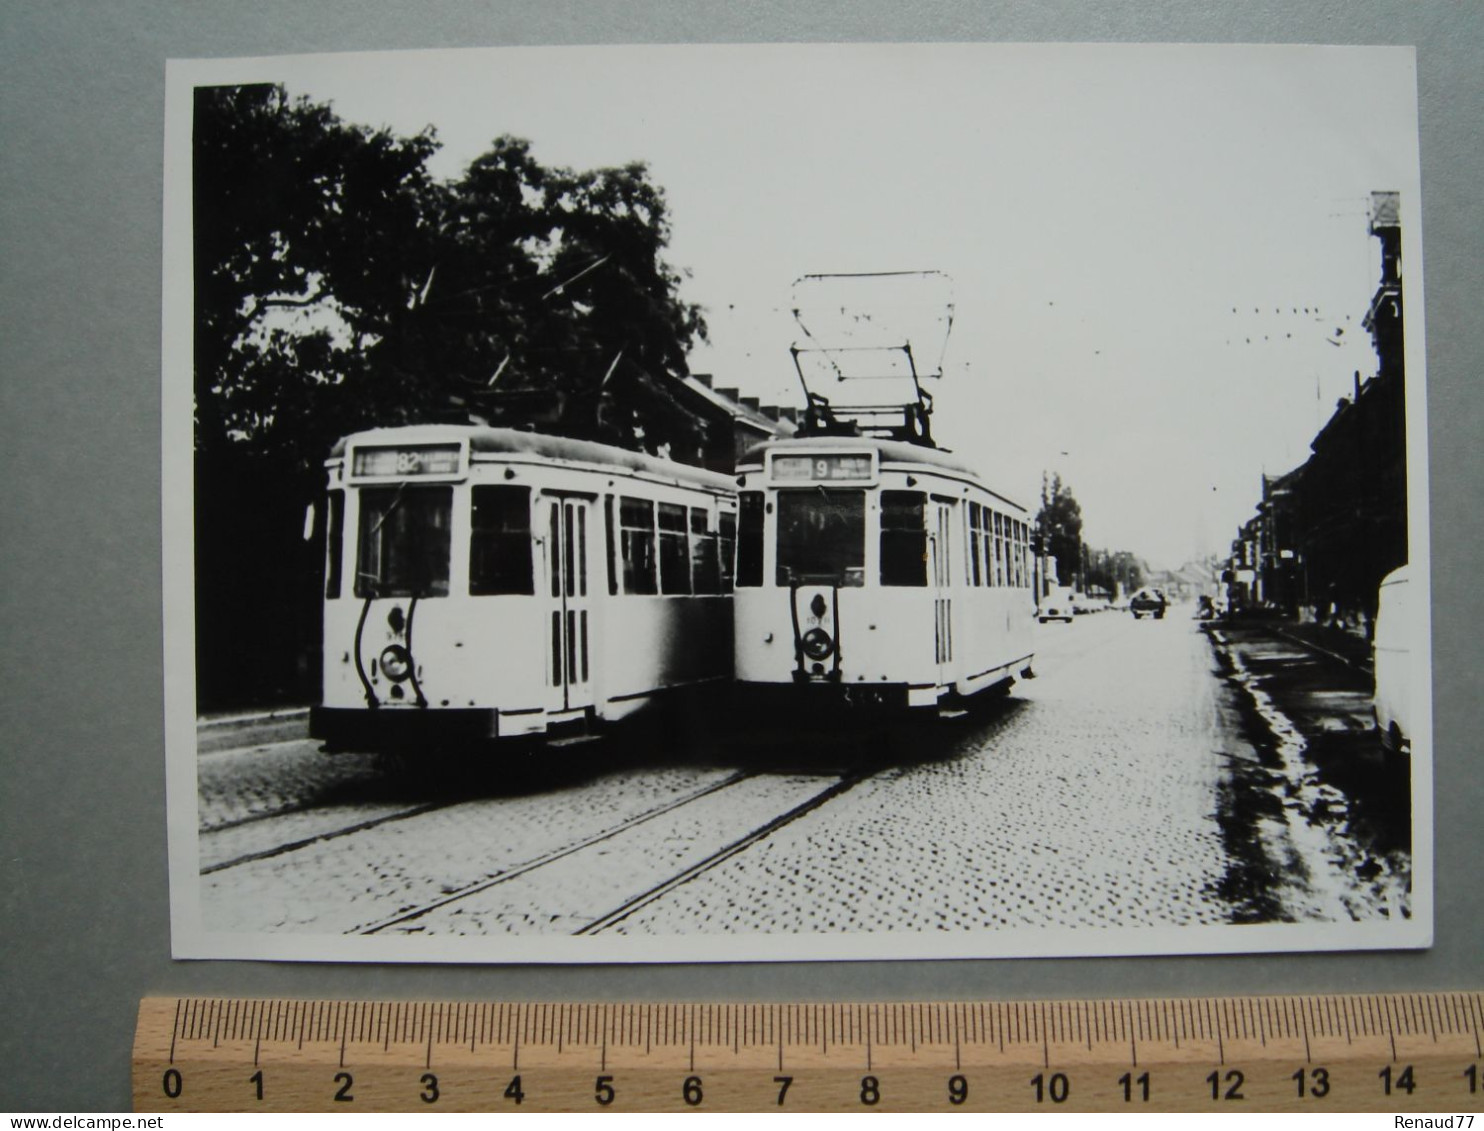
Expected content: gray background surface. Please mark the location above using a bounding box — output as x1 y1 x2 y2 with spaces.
1 1 1479 1112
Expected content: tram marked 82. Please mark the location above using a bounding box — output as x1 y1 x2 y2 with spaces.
310 425 737 751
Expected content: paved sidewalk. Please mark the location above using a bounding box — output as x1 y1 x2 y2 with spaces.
196 705 312 754
1202 618 1412 919
1270 620 1375 675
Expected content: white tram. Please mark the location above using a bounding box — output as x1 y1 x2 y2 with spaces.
310 424 737 750
732 435 1036 712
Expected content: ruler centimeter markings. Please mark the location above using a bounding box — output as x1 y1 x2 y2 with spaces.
134 993 1484 1113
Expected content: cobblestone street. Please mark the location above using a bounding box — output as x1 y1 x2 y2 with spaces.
195 607 1411 942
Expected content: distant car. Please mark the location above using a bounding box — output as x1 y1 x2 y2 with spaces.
1372 565 1411 755
1038 587 1075 623
1129 587 1167 619
1072 593 1108 614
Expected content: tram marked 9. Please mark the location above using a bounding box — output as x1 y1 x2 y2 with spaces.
734 436 1035 713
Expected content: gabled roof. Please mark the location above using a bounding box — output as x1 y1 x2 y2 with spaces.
680 376 797 437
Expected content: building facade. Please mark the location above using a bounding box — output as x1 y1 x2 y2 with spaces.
1225 191 1406 635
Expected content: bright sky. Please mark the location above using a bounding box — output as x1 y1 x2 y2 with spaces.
221 42 1420 569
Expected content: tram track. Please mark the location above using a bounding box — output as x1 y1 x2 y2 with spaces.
200 790 401 838
360 769 862 936
358 769 759 933
576 771 864 935
204 766 760 882
199 800 455 875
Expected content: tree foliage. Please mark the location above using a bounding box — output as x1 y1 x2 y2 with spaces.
1035 473 1084 587
193 84 710 478
1084 547 1146 596
1033 474 1146 595
194 83 443 468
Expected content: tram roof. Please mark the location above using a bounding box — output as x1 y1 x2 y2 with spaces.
740 434 976 472
330 424 735 491
740 434 1027 513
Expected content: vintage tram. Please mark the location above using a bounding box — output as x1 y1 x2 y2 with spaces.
309 424 737 750
732 432 1037 713
731 271 1036 713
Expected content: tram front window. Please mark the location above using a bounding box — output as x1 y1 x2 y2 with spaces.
776 489 865 587
355 486 452 598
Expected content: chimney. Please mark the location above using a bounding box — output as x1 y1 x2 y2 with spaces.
692 373 713 389
716 387 740 403
741 396 761 411
760 404 780 421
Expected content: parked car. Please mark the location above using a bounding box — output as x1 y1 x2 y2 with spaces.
1372 564 1412 755
1038 586 1075 623
1129 587 1167 619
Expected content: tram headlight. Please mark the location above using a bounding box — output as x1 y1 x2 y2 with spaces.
801 627 834 660
379 644 413 683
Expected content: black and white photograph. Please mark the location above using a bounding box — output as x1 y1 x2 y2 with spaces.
162 42 1431 962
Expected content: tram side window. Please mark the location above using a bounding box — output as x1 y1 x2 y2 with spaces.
984 511 994 587
993 512 1005 587
658 502 691 595
469 486 533 596
979 504 991 586
1015 521 1026 587
776 489 865 587
619 497 658 595
718 512 736 592
986 515 997 586
324 490 344 598
355 486 452 598
968 502 983 587
690 508 721 595
881 491 927 587
976 507 989 587
736 493 764 587
605 496 618 596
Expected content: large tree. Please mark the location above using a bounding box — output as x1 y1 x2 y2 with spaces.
427 140 711 457
193 85 710 475
1035 473 1084 588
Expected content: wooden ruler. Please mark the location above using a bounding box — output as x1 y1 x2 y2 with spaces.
134 993 1484 1112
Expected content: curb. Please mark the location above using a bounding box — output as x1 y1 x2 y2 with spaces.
197 706 311 729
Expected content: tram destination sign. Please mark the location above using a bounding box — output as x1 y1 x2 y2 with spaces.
770 452 875 483
350 442 464 480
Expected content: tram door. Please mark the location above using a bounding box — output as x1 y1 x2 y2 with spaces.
542 494 594 715
929 501 954 689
